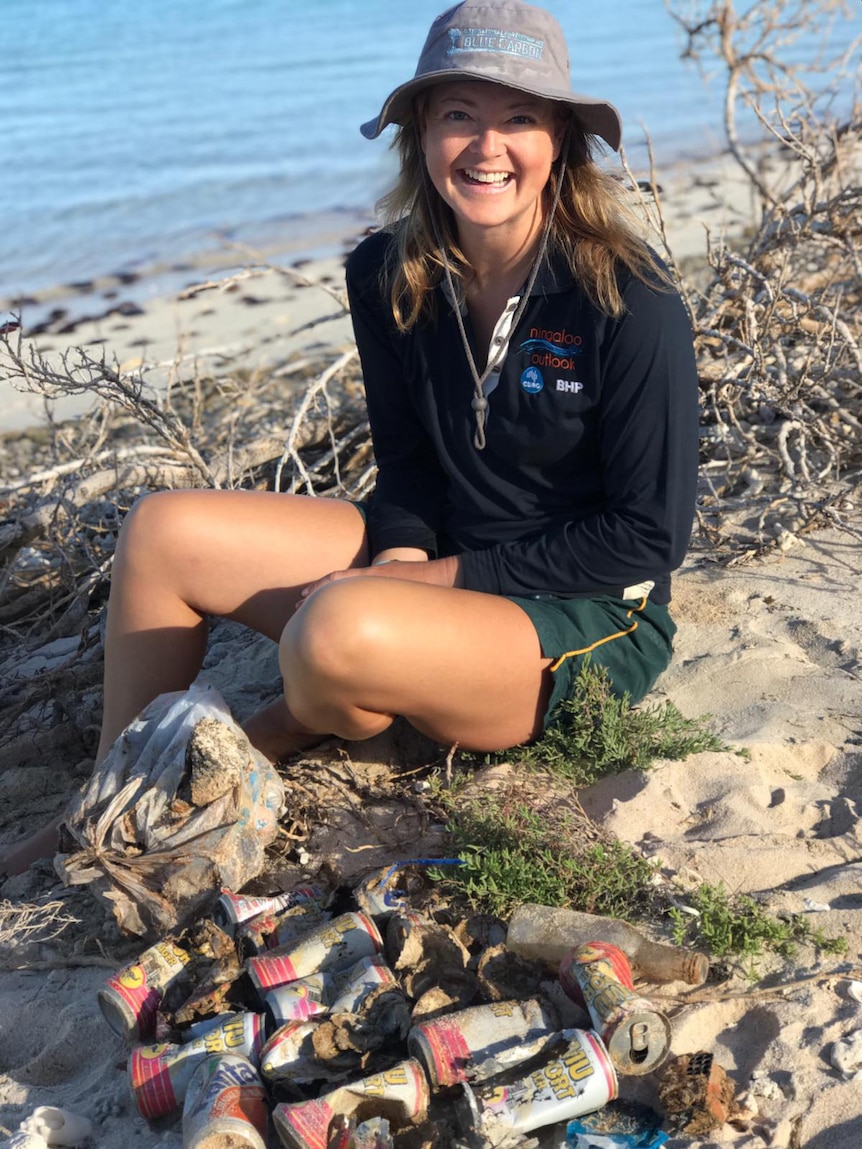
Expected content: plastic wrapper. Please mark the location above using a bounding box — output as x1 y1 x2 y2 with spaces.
57 683 284 937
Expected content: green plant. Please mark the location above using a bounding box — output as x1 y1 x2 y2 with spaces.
669 882 847 960
430 800 657 920
470 662 728 786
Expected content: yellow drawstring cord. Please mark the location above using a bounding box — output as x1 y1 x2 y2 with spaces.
549 596 649 674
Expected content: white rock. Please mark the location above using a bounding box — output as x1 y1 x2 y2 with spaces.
802 897 831 912
829 1030 862 1080
19 1109 93 1148
846 981 862 1004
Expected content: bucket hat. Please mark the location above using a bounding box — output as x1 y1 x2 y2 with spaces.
360 0 622 150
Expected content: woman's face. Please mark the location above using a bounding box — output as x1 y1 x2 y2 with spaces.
421 80 563 249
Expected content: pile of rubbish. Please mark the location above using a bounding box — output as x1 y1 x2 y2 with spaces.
27 878 737 1149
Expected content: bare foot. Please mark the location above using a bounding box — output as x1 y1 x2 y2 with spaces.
0 817 63 877
242 698 326 764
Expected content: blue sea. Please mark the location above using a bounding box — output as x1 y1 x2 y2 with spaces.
0 0 857 302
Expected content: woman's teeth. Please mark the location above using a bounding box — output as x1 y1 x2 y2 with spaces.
463 169 511 185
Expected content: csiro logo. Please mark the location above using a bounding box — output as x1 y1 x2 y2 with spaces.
520 367 544 394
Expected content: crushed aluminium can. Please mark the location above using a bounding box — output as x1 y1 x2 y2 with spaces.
214 885 325 934
265 973 333 1027
98 938 192 1042
246 912 383 994
236 901 332 958
130 1012 266 1120
182 1053 268 1149
462 1029 618 1137
263 954 396 1029
273 1059 429 1149
559 943 672 1076
407 998 561 1088
259 1019 320 1085
326 955 398 1015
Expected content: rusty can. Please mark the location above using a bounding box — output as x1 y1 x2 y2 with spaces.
98 938 192 1043
408 998 560 1089
214 885 325 934
559 942 671 1075
273 1059 428 1149
246 912 383 993
463 1029 618 1136
130 1012 266 1120
182 1053 268 1149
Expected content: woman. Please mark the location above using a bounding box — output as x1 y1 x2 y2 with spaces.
2 0 698 875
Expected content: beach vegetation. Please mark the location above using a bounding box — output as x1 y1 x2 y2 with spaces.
429 793 658 921
463 660 728 787
668 881 848 960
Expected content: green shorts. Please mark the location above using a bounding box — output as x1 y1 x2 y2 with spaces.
504 593 677 730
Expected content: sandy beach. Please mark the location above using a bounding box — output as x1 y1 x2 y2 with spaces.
1 144 860 1149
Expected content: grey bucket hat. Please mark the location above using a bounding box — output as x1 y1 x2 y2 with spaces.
360 0 622 150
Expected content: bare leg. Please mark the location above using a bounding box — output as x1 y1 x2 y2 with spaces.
96 488 368 761
281 577 554 751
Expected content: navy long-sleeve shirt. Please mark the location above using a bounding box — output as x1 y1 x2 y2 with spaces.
345 228 699 605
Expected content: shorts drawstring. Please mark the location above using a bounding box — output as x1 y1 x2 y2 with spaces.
549 596 649 674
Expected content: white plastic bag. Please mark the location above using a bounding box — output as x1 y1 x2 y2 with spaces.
57 682 284 937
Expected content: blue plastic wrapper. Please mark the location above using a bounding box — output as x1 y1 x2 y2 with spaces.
566 1102 668 1148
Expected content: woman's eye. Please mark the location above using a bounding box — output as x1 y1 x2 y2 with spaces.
510 114 536 125
445 110 469 121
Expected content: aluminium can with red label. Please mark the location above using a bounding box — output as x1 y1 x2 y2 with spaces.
130 1011 265 1120
236 902 332 958
407 998 560 1089
214 885 324 934
259 1019 320 1085
273 1059 428 1149
463 1028 617 1136
182 1053 268 1149
246 912 383 993
559 942 671 1075
98 938 192 1043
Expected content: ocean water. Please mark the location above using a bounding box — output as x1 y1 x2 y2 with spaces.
0 0 857 301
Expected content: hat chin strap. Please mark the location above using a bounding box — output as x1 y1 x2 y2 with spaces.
417 126 569 450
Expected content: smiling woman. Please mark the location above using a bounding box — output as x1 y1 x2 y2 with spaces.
1 0 700 880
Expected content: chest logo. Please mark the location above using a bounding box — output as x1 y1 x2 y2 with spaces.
520 367 544 394
556 378 584 394
519 327 583 371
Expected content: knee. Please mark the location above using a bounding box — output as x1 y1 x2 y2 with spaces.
279 579 392 686
114 490 196 573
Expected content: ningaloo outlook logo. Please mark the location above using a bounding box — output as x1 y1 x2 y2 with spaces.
519 326 583 370
520 367 544 394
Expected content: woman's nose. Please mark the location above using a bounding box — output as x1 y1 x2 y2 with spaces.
470 126 504 157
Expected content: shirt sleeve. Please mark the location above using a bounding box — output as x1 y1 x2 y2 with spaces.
345 237 447 557
457 276 700 598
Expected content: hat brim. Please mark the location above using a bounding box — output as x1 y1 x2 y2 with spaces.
360 71 622 151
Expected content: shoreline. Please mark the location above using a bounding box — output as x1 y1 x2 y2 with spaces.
0 147 761 435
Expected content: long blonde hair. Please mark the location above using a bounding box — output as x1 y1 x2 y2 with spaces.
376 101 669 332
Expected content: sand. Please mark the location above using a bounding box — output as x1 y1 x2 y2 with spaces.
1 151 861 1149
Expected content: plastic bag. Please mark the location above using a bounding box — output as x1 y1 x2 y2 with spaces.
57 682 284 938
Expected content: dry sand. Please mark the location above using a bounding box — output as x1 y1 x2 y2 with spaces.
1 153 861 1149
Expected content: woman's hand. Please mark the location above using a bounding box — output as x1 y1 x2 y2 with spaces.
296 554 462 608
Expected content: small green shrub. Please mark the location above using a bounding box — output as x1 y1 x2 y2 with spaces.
466 662 728 787
669 882 847 959
431 801 657 921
